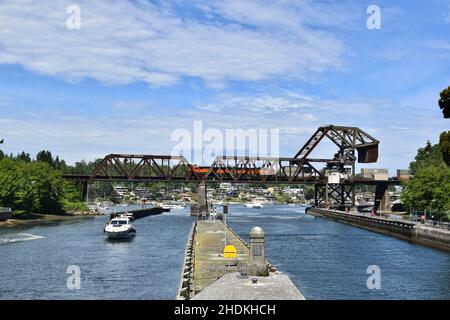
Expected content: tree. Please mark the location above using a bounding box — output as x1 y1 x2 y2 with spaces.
409 141 444 174
403 141 450 220
36 150 54 166
0 157 87 215
439 131 450 166
303 186 315 200
401 163 450 218
439 86 450 118
16 151 31 162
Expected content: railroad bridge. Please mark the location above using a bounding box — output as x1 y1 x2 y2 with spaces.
62 125 402 214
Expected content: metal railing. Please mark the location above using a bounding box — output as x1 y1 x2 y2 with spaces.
424 220 450 230
410 209 450 230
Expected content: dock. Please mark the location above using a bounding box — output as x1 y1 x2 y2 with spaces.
109 206 164 220
177 219 304 300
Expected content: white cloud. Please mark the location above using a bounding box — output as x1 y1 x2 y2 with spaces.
1 88 447 174
198 92 384 116
0 0 347 86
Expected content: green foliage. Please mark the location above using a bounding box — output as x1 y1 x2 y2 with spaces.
303 186 315 200
401 163 450 217
16 152 31 162
403 140 450 219
36 150 54 166
0 157 86 215
439 131 450 166
274 193 291 203
438 86 450 118
409 141 445 174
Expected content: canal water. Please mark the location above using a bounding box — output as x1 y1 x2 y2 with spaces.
0 205 449 299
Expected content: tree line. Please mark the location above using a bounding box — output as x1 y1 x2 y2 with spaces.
0 150 91 216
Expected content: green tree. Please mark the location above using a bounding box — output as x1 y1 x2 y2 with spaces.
303 186 315 200
439 131 450 166
409 141 444 174
16 151 31 162
0 157 87 215
439 86 450 118
401 163 450 218
36 150 54 166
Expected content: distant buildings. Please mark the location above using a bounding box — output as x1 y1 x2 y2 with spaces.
360 168 389 181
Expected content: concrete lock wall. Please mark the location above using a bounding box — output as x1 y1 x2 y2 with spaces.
307 208 450 252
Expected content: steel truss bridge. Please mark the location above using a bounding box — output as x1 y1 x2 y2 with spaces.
62 125 401 212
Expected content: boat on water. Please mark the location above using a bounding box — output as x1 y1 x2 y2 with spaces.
168 203 186 210
104 216 136 240
244 201 263 209
158 204 171 212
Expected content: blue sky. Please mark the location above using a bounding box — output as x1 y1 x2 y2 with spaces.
0 0 449 174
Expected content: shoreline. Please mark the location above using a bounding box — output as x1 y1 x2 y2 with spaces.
0 211 98 229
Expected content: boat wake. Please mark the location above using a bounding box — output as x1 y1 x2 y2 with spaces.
0 233 44 245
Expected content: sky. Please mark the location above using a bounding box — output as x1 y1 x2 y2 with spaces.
0 0 449 174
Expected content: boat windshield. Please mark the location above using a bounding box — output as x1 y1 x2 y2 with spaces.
111 220 128 225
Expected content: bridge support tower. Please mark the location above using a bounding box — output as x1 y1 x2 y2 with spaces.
190 180 208 217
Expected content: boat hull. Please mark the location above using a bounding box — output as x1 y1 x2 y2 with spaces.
105 229 136 239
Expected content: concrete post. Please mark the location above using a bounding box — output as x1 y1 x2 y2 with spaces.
248 227 269 276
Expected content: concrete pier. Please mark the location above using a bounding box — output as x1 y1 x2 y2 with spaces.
177 220 305 300
307 207 450 252
109 207 164 220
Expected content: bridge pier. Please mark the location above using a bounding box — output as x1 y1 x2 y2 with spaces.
374 183 390 214
82 181 95 205
190 180 208 216
314 183 355 209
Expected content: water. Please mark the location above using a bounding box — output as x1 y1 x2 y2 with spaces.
0 208 193 299
0 205 449 299
226 205 450 300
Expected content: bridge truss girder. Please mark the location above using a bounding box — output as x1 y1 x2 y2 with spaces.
89 154 197 182
60 125 397 212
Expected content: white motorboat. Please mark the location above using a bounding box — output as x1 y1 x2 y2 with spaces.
104 216 136 240
169 203 186 210
252 202 263 209
244 202 263 209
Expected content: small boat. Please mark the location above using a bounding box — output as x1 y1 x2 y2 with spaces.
104 216 136 240
252 202 263 209
245 202 263 209
169 203 186 210
159 204 171 212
